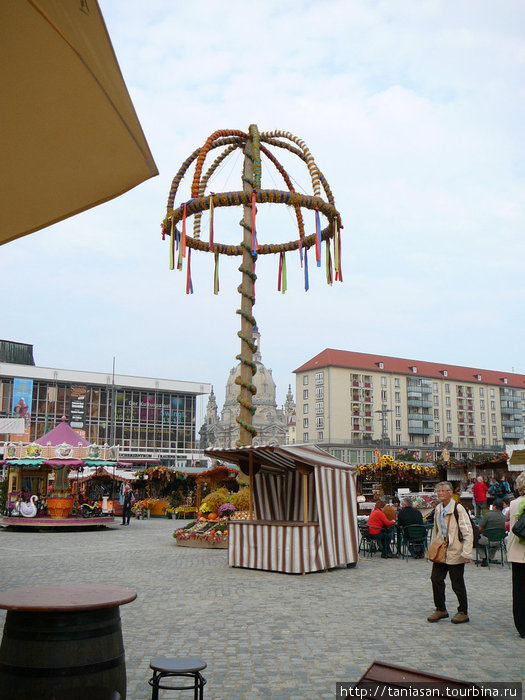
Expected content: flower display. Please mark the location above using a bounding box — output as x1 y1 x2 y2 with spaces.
356 456 439 477
218 502 236 517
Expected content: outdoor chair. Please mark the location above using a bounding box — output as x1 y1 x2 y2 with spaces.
358 522 378 558
475 527 508 568
400 524 428 561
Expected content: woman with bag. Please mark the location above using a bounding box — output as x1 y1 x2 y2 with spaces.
506 471 525 638
426 481 473 625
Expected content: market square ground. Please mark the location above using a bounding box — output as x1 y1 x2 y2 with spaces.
0 518 521 700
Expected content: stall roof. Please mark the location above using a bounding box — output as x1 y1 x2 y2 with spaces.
205 444 356 477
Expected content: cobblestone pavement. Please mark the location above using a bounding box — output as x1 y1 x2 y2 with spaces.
0 518 521 699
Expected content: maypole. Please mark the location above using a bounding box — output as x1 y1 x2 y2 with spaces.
161 124 343 450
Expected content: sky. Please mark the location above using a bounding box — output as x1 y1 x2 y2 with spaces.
2 0 525 426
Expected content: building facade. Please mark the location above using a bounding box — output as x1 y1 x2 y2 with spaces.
200 328 295 448
0 353 210 468
294 349 525 462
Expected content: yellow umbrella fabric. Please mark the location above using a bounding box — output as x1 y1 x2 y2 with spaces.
0 0 158 245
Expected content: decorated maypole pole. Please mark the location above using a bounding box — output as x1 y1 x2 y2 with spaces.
161 125 343 455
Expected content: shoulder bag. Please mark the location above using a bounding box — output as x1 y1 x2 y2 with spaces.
512 510 525 540
425 508 448 563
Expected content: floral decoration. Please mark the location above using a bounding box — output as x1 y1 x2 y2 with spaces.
218 502 236 517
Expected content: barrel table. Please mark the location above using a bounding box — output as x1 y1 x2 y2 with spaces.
0 584 136 700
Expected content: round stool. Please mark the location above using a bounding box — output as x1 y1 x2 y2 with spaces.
148 656 207 700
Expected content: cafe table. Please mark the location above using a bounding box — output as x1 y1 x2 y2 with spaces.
0 584 136 700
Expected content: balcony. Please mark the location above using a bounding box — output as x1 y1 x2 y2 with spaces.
364 397 372 403
365 411 371 417
407 398 432 408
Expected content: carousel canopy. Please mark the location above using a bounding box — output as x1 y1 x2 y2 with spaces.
35 416 89 447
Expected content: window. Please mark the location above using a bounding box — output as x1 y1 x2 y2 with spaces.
318 432 323 441
433 382 438 393
396 434 401 445
482 438 487 446
480 399 485 410
378 362 384 370
315 402 323 414
303 404 309 414
443 370 448 377
434 422 440 432
446 423 452 433
381 376 387 387
303 389 309 399
433 395 439 406
303 418 309 428
434 409 439 418
410 366 417 373
490 388 495 397
381 390 387 401
303 432 309 441
481 425 486 435
481 412 485 422
445 384 450 393
491 425 497 436
303 375 309 385
480 387 484 397
316 416 323 429
395 392 400 403
315 372 323 385
395 419 401 430
446 410 451 420
395 406 401 417
491 413 496 423
315 387 324 399
490 400 496 410
445 396 451 407
394 378 400 388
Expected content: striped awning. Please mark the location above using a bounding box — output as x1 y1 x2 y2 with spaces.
205 444 356 477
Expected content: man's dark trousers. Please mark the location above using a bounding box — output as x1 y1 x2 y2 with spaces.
431 562 468 614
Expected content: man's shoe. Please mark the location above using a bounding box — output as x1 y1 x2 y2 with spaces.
381 553 388 559
480 559 488 567
427 610 449 622
451 613 469 624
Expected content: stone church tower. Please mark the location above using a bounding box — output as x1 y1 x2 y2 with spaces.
200 327 294 449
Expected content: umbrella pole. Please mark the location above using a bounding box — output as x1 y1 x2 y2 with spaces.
303 472 308 524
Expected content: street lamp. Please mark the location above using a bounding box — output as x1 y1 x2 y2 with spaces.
375 408 393 454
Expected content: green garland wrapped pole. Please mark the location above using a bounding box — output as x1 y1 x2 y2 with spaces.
161 125 343 447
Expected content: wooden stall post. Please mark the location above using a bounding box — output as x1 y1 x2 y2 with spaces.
297 465 309 524
248 452 254 520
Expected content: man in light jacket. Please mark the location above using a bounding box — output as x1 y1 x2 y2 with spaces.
427 481 473 624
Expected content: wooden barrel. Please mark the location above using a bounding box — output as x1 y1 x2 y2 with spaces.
0 608 127 700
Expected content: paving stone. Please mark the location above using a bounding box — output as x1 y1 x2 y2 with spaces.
0 518 521 699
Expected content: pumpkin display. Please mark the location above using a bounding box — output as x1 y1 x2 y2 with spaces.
208 512 218 520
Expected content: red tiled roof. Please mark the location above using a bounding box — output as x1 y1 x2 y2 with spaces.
293 349 525 389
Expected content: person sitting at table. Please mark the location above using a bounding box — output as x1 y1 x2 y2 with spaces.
382 499 397 522
367 499 396 558
397 497 425 558
478 501 506 566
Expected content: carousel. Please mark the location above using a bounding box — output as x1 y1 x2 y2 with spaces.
2 417 130 529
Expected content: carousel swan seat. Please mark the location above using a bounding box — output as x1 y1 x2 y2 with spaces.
16 495 38 518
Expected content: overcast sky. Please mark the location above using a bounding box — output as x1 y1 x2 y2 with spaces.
2 0 525 424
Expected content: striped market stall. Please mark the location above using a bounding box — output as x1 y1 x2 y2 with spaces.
205 445 359 574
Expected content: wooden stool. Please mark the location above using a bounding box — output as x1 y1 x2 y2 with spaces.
149 656 207 700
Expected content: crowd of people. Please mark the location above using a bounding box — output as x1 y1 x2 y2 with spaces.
362 471 525 639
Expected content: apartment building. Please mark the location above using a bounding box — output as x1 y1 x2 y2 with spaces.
294 349 525 460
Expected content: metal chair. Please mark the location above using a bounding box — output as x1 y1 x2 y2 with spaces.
475 527 508 568
358 523 378 558
400 524 428 560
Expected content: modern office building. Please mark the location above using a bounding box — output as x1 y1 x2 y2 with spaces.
294 349 525 463
0 341 211 468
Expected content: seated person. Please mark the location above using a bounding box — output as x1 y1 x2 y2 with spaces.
382 500 397 522
367 500 396 558
397 497 425 557
478 501 506 566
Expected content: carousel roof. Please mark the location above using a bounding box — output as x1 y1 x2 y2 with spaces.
35 416 90 447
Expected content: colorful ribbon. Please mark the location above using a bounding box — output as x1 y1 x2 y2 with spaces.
325 240 333 286
277 252 287 293
169 218 175 270
304 246 309 291
214 250 220 295
209 195 214 250
186 248 193 294
181 202 187 258
315 208 321 267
